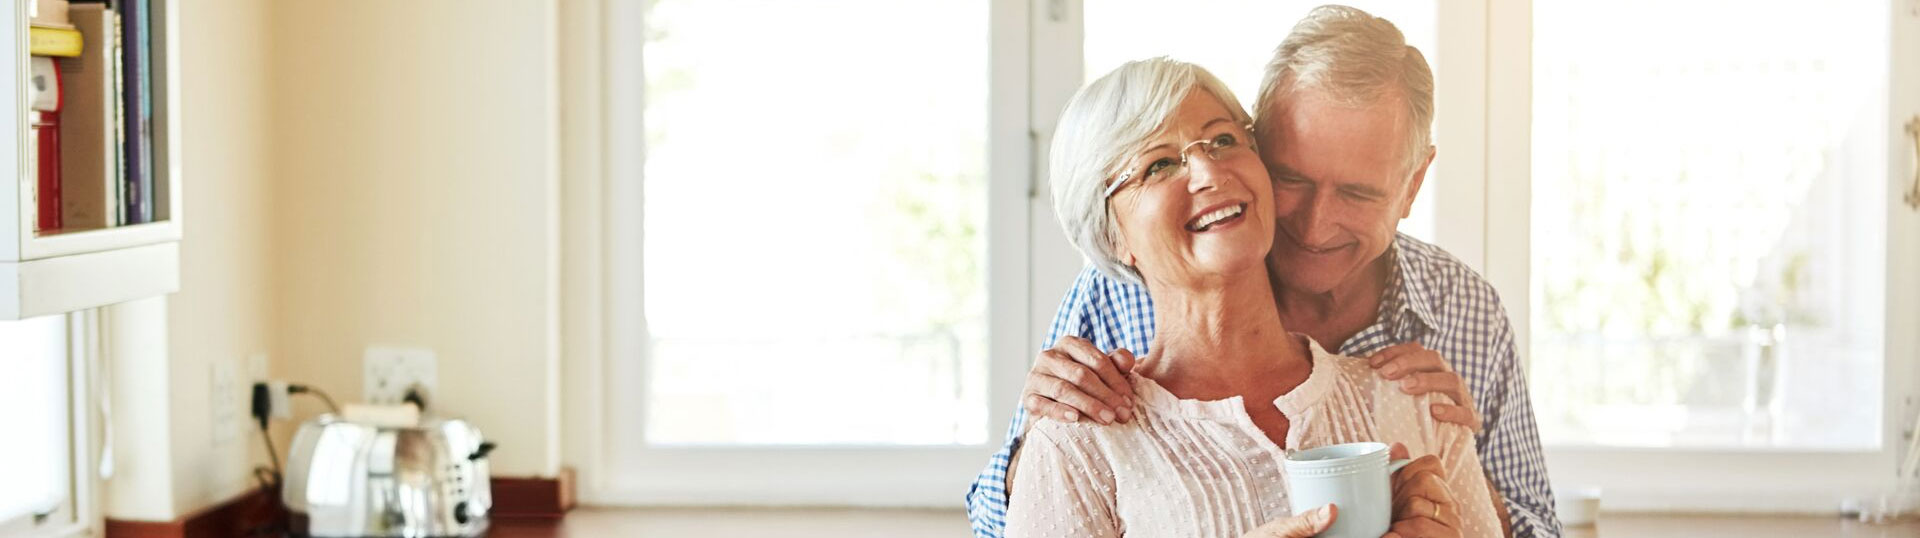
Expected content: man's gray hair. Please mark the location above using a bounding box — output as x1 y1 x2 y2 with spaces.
1049 57 1251 285
1255 4 1435 175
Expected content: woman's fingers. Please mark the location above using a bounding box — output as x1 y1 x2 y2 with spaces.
1241 504 1336 538
1384 515 1459 538
1393 489 1461 529
1392 454 1445 485
1383 455 1461 538
1393 465 1451 507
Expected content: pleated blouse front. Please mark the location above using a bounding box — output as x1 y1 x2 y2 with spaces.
1004 337 1500 538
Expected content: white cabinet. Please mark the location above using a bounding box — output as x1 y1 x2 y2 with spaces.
0 0 179 320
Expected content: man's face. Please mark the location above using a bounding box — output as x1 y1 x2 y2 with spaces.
1258 90 1430 295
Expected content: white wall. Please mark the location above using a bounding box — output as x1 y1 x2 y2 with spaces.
162 0 277 517
267 0 563 478
109 0 568 521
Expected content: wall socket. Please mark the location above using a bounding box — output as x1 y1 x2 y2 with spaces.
211 360 240 444
363 346 437 407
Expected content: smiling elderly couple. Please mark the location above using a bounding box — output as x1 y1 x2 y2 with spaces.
964 5 1560 538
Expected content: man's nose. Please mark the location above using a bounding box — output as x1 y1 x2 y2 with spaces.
1290 189 1341 247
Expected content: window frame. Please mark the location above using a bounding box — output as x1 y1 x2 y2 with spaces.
571 0 1036 506
1485 0 1920 512
0 311 99 538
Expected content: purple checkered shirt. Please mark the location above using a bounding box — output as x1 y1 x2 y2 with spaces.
966 233 1562 537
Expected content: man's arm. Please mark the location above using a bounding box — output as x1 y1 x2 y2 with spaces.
966 268 1110 538
1477 312 1563 538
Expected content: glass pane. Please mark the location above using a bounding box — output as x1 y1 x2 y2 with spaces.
0 315 69 523
1084 1 1439 241
641 0 988 445
1530 1 1886 449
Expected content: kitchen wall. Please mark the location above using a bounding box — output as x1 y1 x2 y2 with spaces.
106 0 564 522
161 0 278 515
266 0 564 478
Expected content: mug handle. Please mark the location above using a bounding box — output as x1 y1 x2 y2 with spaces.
1387 458 1413 473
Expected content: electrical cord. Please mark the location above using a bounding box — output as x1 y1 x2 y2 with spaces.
290 384 341 414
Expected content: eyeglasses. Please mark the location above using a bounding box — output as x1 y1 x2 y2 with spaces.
1103 124 1257 200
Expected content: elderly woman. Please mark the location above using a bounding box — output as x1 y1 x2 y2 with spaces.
1002 57 1501 538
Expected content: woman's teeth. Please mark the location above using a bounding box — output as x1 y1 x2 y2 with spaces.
1188 204 1245 232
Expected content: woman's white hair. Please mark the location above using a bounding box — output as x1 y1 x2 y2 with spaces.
1049 57 1251 285
1255 4 1434 175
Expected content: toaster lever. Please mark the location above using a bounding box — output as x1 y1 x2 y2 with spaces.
470 441 498 461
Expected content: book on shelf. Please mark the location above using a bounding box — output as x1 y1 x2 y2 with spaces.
30 25 81 58
119 0 151 224
32 0 70 27
110 5 125 227
29 57 62 233
59 4 117 231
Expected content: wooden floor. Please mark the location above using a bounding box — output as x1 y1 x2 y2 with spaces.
488 507 1920 538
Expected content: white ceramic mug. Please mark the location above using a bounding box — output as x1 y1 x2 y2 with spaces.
1282 442 1412 538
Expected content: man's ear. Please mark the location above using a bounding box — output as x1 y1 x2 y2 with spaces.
1399 145 1437 219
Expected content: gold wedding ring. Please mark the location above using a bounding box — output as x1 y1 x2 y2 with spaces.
1431 502 1440 520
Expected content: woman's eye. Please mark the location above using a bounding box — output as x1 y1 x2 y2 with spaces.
1212 133 1238 148
1144 157 1180 179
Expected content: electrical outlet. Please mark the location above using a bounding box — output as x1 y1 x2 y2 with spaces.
364 346 437 406
211 361 239 444
247 352 269 382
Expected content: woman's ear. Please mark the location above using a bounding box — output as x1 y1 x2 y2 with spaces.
1112 239 1137 269
1107 220 1138 268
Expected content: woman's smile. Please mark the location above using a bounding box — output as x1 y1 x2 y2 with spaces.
1186 202 1247 233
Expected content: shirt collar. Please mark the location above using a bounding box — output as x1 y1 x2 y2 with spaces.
1379 234 1440 333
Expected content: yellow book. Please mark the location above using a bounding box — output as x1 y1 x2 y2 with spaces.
30 25 82 57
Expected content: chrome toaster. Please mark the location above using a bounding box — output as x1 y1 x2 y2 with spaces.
282 414 496 537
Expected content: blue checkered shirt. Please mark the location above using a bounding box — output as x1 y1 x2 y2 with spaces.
966 233 1561 537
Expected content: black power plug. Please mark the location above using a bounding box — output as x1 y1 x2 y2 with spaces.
250 382 272 430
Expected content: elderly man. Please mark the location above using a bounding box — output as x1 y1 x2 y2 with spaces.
967 5 1561 538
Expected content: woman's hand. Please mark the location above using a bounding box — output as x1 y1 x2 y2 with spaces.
1384 444 1461 538
1368 343 1481 432
1021 336 1137 426
1242 505 1336 538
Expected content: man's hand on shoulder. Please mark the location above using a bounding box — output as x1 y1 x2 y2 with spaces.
1368 342 1482 432
1022 336 1137 427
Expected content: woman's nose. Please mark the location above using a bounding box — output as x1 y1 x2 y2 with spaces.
1185 154 1230 193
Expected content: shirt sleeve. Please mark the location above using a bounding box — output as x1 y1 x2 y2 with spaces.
1003 426 1122 538
966 267 1105 538
1419 393 1504 538
1474 306 1563 538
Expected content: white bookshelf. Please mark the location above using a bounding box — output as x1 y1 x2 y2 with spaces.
0 0 179 320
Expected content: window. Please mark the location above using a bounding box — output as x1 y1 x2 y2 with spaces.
603 0 1022 505
637 0 990 448
0 315 74 535
1528 0 1886 450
